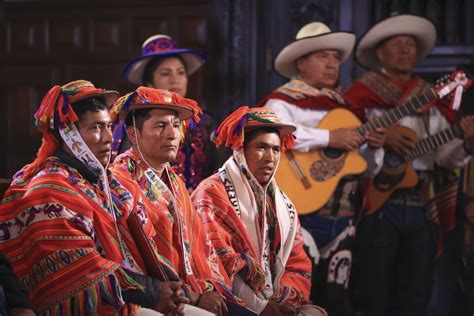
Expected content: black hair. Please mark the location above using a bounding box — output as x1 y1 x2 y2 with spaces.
124 108 153 132
243 126 280 148
52 96 108 140
71 97 108 120
142 55 187 87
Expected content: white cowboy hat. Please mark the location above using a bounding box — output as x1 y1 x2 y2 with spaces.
355 14 436 70
123 34 206 85
274 22 356 79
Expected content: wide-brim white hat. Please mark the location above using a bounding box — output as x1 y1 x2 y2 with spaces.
123 34 206 86
355 14 436 70
274 22 356 79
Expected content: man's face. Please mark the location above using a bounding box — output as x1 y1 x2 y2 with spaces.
151 57 188 97
376 35 418 75
128 108 181 167
244 131 281 186
76 109 113 167
296 50 341 88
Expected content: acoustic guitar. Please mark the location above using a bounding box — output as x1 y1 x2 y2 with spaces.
363 123 464 216
275 71 471 215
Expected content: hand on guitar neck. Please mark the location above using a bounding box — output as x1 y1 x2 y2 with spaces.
364 127 386 149
384 122 416 155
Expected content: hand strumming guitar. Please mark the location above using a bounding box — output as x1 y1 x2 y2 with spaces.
364 127 386 149
384 122 415 155
329 127 364 150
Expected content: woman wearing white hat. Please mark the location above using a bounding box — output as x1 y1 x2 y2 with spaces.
258 22 386 316
344 14 474 316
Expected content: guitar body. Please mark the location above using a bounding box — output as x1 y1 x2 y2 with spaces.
275 108 368 215
364 126 419 216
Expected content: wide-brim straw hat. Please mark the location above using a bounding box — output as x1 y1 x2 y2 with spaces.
355 14 436 70
274 22 356 78
123 34 206 85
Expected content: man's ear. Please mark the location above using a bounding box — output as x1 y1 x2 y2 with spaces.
126 126 137 146
295 57 306 73
375 47 384 63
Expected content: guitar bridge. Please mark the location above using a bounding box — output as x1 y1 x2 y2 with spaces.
285 150 311 189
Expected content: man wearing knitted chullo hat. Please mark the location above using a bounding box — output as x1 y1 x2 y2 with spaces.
192 106 327 316
110 87 256 316
0 80 188 315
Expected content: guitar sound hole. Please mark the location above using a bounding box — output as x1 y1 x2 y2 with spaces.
372 151 406 192
384 151 404 170
373 170 405 192
323 147 344 159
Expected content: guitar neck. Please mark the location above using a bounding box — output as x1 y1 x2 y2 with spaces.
357 89 438 134
405 125 463 160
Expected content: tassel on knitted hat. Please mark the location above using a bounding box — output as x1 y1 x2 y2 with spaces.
22 80 119 180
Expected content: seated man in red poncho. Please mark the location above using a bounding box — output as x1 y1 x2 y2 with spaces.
109 87 255 316
0 80 188 315
191 106 327 316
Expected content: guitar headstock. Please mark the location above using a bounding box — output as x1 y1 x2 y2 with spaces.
435 70 472 99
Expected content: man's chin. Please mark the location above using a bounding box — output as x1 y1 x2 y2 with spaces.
97 156 110 167
163 153 178 164
395 62 416 73
322 79 338 88
256 176 272 186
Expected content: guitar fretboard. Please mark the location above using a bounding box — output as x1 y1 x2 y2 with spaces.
357 89 438 134
405 125 463 160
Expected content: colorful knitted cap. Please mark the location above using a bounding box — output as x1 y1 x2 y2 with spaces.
211 106 296 151
110 86 202 123
23 80 119 179
110 87 203 157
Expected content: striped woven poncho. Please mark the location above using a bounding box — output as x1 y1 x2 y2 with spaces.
0 155 143 315
110 149 236 300
191 154 312 307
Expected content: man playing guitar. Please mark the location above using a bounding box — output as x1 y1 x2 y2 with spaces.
258 22 385 316
344 14 474 316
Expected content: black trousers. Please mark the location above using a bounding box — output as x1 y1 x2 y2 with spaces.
301 215 355 316
352 203 437 316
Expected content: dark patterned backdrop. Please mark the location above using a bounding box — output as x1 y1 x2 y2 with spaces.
1 0 473 195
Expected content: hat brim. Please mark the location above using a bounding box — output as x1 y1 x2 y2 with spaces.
123 49 206 85
274 32 356 79
72 90 120 108
124 103 193 121
244 122 296 136
355 15 436 70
